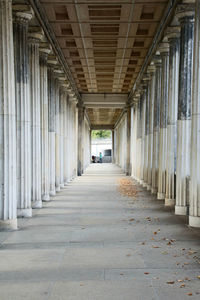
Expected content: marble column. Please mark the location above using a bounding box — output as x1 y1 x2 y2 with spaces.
28 28 43 209
190 0 200 227
47 65 56 196
13 6 33 217
0 0 17 230
112 130 115 163
39 44 51 201
157 42 169 200
143 79 150 187
77 104 84 176
175 3 194 215
55 79 61 191
140 91 146 185
165 27 180 206
147 66 156 191
151 56 162 194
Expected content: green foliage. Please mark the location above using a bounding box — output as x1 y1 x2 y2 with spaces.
91 130 111 139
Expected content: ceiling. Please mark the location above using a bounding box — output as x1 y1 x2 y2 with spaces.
37 0 169 127
40 0 168 94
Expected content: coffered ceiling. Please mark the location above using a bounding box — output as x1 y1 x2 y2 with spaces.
39 0 169 94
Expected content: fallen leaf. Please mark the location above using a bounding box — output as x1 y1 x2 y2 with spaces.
184 262 189 265
144 272 149 275
185 277 191 281
152 245 160 248
180 284 185 288
129 218 135 222
166 281 175 284
178 279 183 282
141 242 146 245
197 276 200 279
167 241 172 246
187 293 193 296
188 250 197 255
154 232 157 235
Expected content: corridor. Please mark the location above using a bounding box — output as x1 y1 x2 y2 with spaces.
0 164 200 300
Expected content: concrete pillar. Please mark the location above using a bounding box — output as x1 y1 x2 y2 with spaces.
143 80 150 187
63 89 69 185
175 3 194 215
13 5 33 217
39 44 51 201
189 0 200 227
147 66 156 191
28 28 43 208
59 88 64 188
55 79 60 191
0 0 17 230
140 91 146 185
151 56 162 194
77 104 84 176
48 66 56 196
157 43 169 200
165 27 180 206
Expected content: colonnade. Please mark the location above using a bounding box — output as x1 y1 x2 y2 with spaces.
0 1 88 230
131 0 200 227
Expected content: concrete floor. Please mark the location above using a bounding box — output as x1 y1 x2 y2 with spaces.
0 164 200 300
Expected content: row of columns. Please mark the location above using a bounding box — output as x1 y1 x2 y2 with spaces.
0 1 79 230
131 0 200 227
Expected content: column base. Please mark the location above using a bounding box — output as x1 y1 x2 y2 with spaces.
49 190 56 196
42 194 50 202
143 182 147 188
32 200 43 209
60 183 65 189
0 219 18 231
56 185 60 192
17 208 32 218
147 184 151 191
175 205 189 216
139 179 144 185
189 216 200 228
157 192 165 200
151 187 157 195
165 198 175 207
64 182 69 186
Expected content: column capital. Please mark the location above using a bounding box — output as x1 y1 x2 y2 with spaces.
152 55 162 67
164 26 181 40
13 4 33 23
28 26 44 43
47 54 58 67
158 42 170 55
39 42 52 60
147 65 156 75
175 3 195 22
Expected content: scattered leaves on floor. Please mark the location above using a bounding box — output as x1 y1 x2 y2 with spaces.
166 281 175 284
118 178 139 198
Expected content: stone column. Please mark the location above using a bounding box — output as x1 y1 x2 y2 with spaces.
147 66 156 191
190 0 200 227
77 104 84 176
112 130 115 163
59 88 64 187
28 28 43 209
55 79 61 191
125 106 131 175
165 27 180 206
62 87 69 186
151 56 162 194
140 91 146 185
136 95 142 181
175 3 194 215
39 44 51 201
0 0 17 230
143 79 150 187
13 5 33 217
157 42 169 200
47 63 56 196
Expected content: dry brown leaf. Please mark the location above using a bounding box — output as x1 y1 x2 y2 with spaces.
197 275 200 279
184 262 189 265
178 279 183 282
187 293 193 296
144 272 149 275
180 284 185 288
154 232 157 235
166 281 175 284
167 241 172 246
152 245 160 248
129 218 135 222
